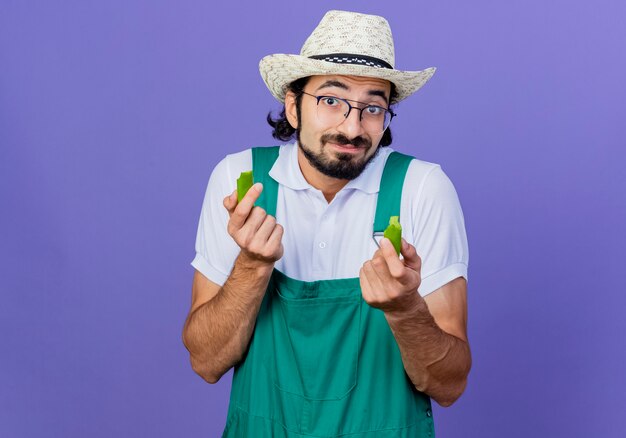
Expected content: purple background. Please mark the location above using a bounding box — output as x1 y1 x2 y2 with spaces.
1 1 625 437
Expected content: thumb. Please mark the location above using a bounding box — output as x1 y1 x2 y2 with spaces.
223 190 237 213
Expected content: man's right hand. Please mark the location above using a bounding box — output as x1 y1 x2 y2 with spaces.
223 183 284 267
184 182 283 383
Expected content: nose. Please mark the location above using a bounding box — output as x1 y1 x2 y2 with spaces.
336 107 366 139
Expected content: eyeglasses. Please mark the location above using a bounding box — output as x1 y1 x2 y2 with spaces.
301 91 396 134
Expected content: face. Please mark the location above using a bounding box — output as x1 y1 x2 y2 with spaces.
286 75 392 181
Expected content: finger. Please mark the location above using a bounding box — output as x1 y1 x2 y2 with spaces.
361 261 387 302
359 266 374 302
400 238 421 272
236 182 263 213
267 222 284 245
370 250 392 281
265 224 284 259
238 206 267 239
379 238 405 278
230 206 267 246
250 214 278 246
230 183 263 229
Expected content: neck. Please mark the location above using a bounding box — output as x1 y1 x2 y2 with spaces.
296 147 349 203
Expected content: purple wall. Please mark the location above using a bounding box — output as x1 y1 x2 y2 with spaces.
1 1 625 437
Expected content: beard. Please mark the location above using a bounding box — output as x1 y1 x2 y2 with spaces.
297 130 381 180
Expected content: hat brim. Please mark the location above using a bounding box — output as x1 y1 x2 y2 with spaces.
259 54 436 103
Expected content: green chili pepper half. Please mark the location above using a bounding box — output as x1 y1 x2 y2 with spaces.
237 171 254 202
383 216 402 255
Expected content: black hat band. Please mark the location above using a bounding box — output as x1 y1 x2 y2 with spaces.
308 53 393 69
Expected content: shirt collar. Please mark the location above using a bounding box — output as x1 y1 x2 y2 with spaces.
269 142 393 194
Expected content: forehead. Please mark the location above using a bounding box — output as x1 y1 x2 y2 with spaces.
307 75 391 94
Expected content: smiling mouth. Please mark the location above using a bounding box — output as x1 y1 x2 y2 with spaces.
321 133 371 150
329 143 363 153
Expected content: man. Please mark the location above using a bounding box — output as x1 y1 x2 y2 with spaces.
183 10 470 437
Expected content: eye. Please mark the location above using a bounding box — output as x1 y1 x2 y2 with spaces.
320 97 340 107
365 105 385 116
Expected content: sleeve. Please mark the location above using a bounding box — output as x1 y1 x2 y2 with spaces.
190 151 251 286
402 162 469 297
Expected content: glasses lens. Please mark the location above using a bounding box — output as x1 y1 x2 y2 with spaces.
315 96 351 126
361 107 391 134
314 96 393 134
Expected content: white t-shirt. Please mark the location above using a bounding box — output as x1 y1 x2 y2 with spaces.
191 142 468 297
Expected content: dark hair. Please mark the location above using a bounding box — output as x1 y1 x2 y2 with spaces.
267 77 398 147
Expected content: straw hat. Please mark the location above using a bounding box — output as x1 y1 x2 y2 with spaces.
259 10 436 104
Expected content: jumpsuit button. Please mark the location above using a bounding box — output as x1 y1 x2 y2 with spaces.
319 242 326 249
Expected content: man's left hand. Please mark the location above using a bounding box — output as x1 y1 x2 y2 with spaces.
359 238 422 313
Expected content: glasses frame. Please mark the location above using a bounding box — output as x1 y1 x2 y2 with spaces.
301 91 396 134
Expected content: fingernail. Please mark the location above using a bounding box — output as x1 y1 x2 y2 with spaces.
254 183 263 192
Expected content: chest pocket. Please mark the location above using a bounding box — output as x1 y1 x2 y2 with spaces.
262 272 362 401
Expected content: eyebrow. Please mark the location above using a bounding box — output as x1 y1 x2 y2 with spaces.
367 89 388 101
315 80 349 92
315 80 389 103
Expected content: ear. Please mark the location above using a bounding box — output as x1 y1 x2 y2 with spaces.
284 90 298 129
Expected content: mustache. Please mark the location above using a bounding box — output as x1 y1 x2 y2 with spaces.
320 133 371 149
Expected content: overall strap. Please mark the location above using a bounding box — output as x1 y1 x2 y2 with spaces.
373 151 414 233
251 146 280 217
